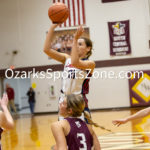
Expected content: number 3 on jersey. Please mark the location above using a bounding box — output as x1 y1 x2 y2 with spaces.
77 133 87 150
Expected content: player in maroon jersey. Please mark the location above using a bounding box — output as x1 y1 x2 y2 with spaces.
51 94 101 150
0 93 14 150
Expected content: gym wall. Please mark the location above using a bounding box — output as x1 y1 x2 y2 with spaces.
0 0 150 112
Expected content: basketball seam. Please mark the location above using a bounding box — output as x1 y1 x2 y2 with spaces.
60 10 69 23
49 8 68 17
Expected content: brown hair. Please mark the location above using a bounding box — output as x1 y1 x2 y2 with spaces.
66 94 85 117
83 111 101 128
66 94 99 128
80 37 93 59
66 94 112 132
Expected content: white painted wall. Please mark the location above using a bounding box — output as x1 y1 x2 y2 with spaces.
0 0 150 112
88 64 150 109
31 72 61 112
0 0 149 68
29 64 150 113
87 0 150 60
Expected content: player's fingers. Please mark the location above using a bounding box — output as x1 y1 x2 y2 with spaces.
1 93 6 101
117 123 121 127
3 93 7 98
113 121 121 126
3 93 8 101
79 25 83 30
112 120 118 125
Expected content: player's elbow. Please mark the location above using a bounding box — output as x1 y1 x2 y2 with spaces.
8 124 14 130
43 48 49 54
71 60 79 67
145 107 150 115
147 107 150 112
6 121 15 130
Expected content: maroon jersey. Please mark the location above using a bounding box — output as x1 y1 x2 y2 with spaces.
65 117 93 150
0 128 3 150
6 87 14 100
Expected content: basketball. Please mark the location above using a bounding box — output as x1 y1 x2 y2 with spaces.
48 2 69 23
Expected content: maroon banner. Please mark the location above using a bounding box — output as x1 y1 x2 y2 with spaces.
102 0 127 2
129 70 150 107
108 20 131 56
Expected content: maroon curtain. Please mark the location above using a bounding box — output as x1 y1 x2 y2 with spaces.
102 0 128 3
108 20 131 56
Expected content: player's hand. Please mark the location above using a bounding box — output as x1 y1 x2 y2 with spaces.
0 93 8 108
74 25 84 40
112 118 128 127
51 23 60 29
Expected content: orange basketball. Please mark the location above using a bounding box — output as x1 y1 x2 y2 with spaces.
48 2 69 23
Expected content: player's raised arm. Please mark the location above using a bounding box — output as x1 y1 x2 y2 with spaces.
0 93 14 130
43 23 69 64
71 25 95 73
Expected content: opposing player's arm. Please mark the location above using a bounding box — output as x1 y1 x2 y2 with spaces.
0 111 14 130
0 94 14 130
51 121 67 150
43 23 69 64
113 107 150 126
87 125 101 150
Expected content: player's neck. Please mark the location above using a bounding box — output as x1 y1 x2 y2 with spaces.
67 116 81 119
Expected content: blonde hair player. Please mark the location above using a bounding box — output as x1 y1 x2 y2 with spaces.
44 23 95 122
51 94 101 150
0 93 14 150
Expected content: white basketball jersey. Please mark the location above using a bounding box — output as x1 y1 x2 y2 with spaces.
61 58 91 95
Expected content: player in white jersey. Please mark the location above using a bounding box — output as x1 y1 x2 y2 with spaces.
43 23 95 122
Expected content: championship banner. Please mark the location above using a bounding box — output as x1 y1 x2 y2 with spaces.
102 0 128 3
129 70 150 107
108 20 131 56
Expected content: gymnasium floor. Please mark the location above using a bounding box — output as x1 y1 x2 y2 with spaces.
2 108 150 150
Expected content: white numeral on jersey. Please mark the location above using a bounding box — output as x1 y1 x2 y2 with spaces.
77 133 87 150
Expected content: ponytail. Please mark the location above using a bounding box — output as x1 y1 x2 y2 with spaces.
84 111 100 128
84 111 112 132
